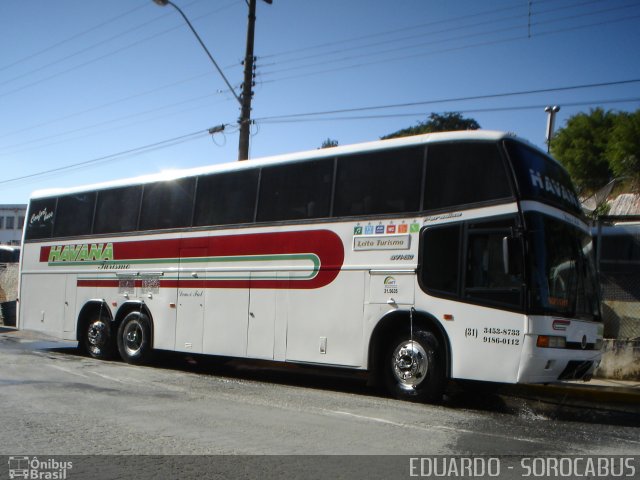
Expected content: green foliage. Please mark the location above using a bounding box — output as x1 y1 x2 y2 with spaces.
320 138 339 149
550 108 616 193
607 110 640 190
381 112 480 140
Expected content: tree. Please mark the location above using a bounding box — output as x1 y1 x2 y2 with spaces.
607 110 640 190
320 138 339 149
381 112 480 140
550 108 616 193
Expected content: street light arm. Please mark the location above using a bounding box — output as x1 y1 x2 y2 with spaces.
158 0 241 105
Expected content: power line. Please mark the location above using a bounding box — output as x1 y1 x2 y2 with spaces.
1 0 627 153
253 79 640 122
0 70 214 142
259 0 609 72
0 127 218 186
0 0 242 99
259 12 640 85
260 0 560 61
0 92 232 157
257 97 640 124
0 2 149 74
3 80 639 186
259 3 640 81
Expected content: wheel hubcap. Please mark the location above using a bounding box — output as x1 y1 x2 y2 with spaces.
87 320 107 352
123 321 143 356
391 341 428 390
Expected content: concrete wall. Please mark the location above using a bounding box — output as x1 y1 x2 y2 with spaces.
595 339 640 380
0 264 18 326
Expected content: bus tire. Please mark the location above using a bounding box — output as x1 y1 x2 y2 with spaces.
117 312 152 364
82 313 113 360
383 329 445 403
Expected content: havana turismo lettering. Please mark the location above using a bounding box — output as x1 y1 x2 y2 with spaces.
48 243 114 263
529 169 581 209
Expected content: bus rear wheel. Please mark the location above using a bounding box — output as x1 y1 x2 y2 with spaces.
117 312 152 364
82 314 113 360
383 329 445 403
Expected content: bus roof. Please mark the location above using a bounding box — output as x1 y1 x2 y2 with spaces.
30 130 521 200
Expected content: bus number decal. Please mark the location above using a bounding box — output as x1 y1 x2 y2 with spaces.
383 276 399 294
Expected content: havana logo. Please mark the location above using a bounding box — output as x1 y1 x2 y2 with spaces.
48 243 114 263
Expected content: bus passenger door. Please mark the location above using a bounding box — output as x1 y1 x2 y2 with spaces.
246 271 278 360
175 248 206 353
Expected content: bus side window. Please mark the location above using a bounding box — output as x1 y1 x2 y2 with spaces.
194 169 259 226
94 185 142 234
139 177 196 231
420 224 461 297
334 147 423 217
424 142 512 211
257 159 332 222
53 192 96 238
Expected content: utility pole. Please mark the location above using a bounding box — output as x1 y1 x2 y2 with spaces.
154 0 271 162
238 0 258 161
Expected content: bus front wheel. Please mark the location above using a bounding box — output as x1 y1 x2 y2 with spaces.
117 312 152 364
82 314 113 360
383 329 445 403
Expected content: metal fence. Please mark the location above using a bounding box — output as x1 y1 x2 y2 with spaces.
595 217 640 341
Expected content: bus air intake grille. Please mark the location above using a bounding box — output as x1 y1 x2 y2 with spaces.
557 361 594 380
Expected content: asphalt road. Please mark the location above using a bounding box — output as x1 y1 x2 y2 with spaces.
1 330 638 459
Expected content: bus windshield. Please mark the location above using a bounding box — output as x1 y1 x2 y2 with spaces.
526 212 600 321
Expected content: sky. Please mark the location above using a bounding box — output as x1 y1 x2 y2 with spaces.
0 0 639 205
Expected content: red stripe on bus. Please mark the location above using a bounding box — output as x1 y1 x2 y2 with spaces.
48 230 344 289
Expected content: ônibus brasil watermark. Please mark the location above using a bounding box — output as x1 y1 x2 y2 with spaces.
8 456 72 480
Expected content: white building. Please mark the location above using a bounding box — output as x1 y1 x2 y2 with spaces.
0 205 27 246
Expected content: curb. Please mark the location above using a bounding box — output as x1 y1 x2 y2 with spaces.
501 382 640 413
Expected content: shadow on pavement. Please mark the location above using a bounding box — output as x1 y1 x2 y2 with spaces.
43 345 640 428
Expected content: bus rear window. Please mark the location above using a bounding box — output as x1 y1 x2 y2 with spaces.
25 198 56 240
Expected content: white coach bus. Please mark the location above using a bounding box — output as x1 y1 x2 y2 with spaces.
18 131 603 402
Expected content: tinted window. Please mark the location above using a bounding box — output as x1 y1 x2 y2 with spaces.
424 142 512 210
194 169 259 226
94 186 142 234
53 193 96 237
506 140 581 215
257 159 333 222
598 230 640 264
25 198 57 240
421 224 461 295
334 147 423 216
139 178 196 231
0 248 19 263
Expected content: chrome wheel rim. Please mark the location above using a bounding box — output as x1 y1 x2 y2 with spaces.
87 319 108 354
123 320 144 357
391 340 428 390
